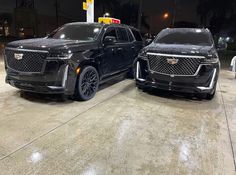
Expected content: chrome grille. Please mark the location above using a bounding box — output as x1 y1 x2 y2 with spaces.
147 53 203 76
5 49 48 73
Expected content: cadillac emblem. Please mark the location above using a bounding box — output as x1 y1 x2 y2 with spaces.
14 53 24 60
167 58 179 65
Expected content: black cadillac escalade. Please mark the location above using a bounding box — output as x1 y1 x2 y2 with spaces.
4 22 143 101
135 28 220 99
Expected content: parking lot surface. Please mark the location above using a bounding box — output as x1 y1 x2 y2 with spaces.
0 60 236 175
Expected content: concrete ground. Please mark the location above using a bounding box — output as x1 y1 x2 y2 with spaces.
0 58 236 175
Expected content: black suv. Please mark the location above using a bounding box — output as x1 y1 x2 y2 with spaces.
4 22 143 100
135 28 220 99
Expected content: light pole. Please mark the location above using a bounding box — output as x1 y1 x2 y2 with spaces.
55 0 59 27
171 0 177 27
86 0 94 22
138 0 143 30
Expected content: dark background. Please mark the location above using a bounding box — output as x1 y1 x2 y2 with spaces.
0 0 235 38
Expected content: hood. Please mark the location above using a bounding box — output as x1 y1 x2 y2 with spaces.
145 43 215 57
6 38 98 53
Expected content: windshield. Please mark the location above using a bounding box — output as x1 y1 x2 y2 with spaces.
154 29 213 46
48 24 102 41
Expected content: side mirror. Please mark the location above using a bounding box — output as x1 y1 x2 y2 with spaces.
104 36 116 45
145 39 153 46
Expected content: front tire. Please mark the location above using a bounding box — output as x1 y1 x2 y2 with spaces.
74 66 99 101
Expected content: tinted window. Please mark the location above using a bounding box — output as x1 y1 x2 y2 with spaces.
154 29 213 46
127 29 134 42
131 29 143 42
117 28 129 42
49 24 101 41
103 28 118 40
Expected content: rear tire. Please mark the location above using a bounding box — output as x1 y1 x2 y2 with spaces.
74 66 99 101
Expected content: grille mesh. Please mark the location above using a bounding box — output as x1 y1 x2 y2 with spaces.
5 49 48 72
148 54 202 76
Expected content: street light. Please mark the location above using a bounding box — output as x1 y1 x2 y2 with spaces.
103 13 110 17
163 12 169 19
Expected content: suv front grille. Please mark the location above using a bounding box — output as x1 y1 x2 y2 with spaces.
5 49 48 73
147 53 203 76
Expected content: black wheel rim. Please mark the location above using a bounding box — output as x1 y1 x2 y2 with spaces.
81 69 98 98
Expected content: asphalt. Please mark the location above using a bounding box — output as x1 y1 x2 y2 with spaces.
0 59 236 175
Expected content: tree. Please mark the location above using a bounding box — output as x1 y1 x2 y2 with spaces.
197 0 235 35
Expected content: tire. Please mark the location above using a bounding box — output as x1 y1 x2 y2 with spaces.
74 66 99 101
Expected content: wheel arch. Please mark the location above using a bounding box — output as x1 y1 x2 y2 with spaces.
77 60 101 78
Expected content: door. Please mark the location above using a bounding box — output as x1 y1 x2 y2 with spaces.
101 27 121 76
116 27 134 70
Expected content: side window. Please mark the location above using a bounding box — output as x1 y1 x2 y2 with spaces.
103 28 118 40
127 29 135 42
117 28 129 43
131 29 143 42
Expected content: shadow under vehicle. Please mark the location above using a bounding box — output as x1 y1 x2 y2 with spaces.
4 22 143 101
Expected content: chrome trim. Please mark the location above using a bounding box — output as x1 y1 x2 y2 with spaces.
47 86 64 90
146 53 207 77
5 47 49 53
136 61 146 82
62 65 69 87
48 65 69 89
197 68 217 91
147 52 205 59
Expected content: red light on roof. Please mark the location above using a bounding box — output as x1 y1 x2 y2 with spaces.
112 19 121 24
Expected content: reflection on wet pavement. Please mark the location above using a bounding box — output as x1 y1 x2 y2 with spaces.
0 62 235 174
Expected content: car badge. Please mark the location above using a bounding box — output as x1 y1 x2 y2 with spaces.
14 53 24 60
167 58 179 65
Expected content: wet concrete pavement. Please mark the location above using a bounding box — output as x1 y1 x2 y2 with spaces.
0 60 236 175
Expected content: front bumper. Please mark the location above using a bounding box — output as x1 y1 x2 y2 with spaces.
135 58 220 94
5 60 77 95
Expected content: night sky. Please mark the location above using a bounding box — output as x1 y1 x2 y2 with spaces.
141 0 199 33
0 0 200 33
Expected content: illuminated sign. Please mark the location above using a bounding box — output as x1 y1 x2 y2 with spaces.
98 17 121 24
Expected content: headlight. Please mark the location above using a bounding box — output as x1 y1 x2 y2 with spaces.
138 49 148 59
203 57 219 64
203 53 219 64
47 53 73 60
